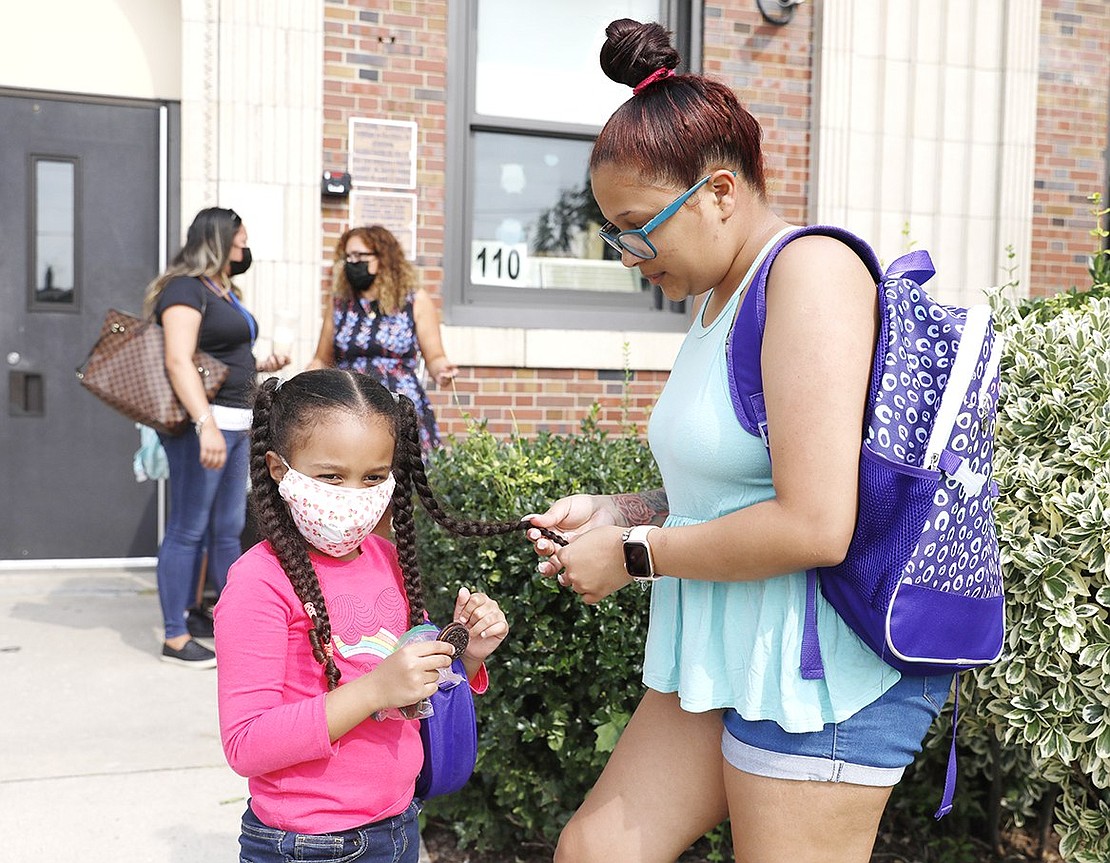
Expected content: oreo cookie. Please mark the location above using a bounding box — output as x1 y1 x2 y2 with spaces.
437 621 470 660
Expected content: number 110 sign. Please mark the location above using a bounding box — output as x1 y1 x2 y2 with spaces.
470 241 530 286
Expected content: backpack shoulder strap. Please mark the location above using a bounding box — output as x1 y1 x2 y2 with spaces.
725 227 882 682
726 225 883 443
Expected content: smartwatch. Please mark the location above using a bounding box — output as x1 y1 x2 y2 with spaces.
622 525 661 583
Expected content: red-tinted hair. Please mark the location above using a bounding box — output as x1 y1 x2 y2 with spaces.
590 19 766 196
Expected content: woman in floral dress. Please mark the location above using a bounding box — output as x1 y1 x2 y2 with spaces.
309 225 458 450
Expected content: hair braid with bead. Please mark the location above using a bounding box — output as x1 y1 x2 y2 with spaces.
383 393 568 631
250 369 566 692
249 377 342 690
387 424 428 631
390 394 567 549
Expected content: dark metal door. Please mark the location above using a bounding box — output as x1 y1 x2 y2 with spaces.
0 92 175 560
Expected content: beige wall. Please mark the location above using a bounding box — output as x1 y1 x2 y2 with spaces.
0 0 181 100
812 0 1040 304
179 0 325 369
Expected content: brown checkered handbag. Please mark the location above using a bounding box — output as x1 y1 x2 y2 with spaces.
76 308 229 436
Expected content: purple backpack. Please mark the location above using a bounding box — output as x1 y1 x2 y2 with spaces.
414 657 478 800
727 226 1005 816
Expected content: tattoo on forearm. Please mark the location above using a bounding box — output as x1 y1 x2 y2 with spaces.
614 488 669 527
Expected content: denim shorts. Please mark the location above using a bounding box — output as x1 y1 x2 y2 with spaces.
239 800 421 863
721 673 953 786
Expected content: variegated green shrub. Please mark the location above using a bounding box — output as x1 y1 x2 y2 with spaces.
971 291 1110 862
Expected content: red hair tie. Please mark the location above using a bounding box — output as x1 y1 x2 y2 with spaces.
633 67 675 95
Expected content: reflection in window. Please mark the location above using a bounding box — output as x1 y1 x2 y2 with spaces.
33 158 76 305
476 0 660 126
469 132 642 293
457 0 691 325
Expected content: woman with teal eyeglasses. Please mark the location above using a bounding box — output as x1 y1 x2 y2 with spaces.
526 18 952 863
598 172 722 259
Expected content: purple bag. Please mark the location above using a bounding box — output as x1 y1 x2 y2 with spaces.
414 657 478 801
727 226 1005 816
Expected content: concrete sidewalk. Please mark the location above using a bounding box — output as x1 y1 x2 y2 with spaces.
0 565 431 862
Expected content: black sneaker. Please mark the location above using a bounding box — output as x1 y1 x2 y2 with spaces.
187 607 215 638
162 639 217 669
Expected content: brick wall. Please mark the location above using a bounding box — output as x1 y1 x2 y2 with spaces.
430 368 670 440
703 2 814 225
321 0 448 287
321 0 1109 443
320 0 671 442
1030 0 1110 296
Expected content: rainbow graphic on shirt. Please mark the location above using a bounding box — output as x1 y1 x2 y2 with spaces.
333 627 399 661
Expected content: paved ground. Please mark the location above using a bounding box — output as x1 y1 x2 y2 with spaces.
0 564 431 862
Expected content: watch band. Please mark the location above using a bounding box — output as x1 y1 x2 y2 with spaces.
622 524 661 582
623 525 660 542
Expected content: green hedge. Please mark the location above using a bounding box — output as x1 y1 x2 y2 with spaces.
415 410 661 850
964 291 1110 862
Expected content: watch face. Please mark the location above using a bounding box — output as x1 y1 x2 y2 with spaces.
623 542 651 578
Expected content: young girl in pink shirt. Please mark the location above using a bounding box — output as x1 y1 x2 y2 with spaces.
215 369 530 863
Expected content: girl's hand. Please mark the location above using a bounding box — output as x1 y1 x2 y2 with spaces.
549 525 631 604
371 640 455 710
525 494 619 577
453 587 508 668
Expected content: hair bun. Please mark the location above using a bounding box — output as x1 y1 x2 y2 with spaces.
600 18 680 89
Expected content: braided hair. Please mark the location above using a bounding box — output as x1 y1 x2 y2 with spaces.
250 369 565 691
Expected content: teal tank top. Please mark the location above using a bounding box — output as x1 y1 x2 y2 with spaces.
642 230 900 732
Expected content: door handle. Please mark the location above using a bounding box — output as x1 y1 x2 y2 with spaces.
9 371 44 416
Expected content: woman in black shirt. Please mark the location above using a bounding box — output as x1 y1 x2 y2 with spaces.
144 207 289 667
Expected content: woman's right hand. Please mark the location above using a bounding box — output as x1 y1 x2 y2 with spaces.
369 641 456 712
198 421 227 469
525 494 619 576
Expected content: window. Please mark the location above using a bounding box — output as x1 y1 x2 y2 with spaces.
448 0 699 330
30 156 79 310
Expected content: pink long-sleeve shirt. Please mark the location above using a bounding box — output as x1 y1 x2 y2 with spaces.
215 534 473 833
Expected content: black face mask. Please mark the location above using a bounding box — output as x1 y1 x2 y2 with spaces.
229 247 252 276
345 261 377 293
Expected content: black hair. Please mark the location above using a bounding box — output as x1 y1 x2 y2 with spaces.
182 206 242 257
143 206 243 317
249 369 564 690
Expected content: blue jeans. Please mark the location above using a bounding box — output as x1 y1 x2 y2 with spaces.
239 800 422 863
156 428 249 639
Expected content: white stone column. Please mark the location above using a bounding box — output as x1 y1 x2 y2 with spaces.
812 0 1041 302
179 0 324 366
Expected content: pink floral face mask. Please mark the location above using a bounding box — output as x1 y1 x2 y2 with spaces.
277 460 396 557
